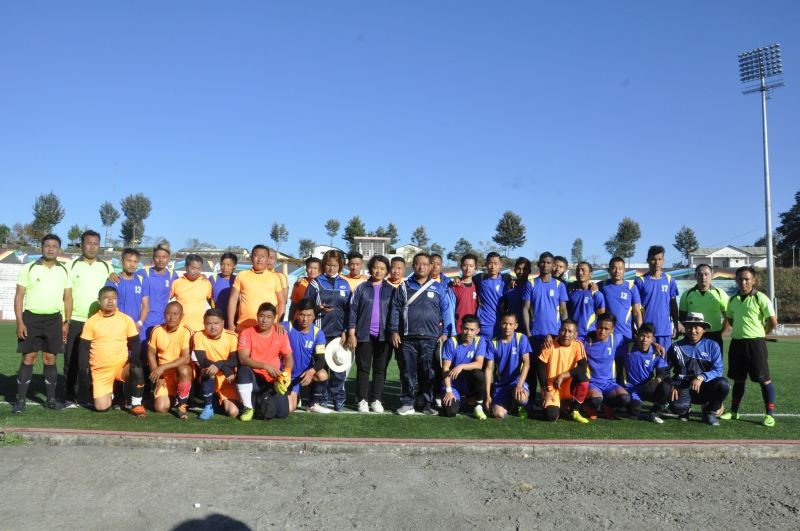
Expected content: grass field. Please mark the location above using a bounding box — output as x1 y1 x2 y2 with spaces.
0 322 797 440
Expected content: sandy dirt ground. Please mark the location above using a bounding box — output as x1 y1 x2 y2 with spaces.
1 445 798 530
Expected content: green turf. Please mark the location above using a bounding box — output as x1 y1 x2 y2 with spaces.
1 322 798 440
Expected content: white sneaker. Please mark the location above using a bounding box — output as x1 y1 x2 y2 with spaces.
358 399 369 413
309 403 333 414
370 400 384 413
396 404 416 416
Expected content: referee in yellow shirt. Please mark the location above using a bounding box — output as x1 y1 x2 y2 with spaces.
678 264 729 350
13 234 73 413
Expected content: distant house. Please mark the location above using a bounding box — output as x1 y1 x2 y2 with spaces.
311 245 346 259
353 236 390 258
689 246 768 268
394 243 424 263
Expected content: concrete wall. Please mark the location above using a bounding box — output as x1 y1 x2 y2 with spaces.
0 263 21 321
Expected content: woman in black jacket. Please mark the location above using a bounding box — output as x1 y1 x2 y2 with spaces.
346 255 394 413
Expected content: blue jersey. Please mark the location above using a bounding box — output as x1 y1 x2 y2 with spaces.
486 332 531 387
140 267 178 340
624 346 667 390
210 273 236 319
566 284 605 338
584 332 616 384
501 279 529 333
442 336 486 399
634 273 678 337
599 280 641 340
667 337 723 387
526 277 567 336
106 274 144 322
474 274 504 335
283 321 326 378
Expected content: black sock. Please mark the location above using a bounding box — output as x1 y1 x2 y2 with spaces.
731 381 745 413
17 363 34 401
43 364 58 402
760 382 775 416
587 396 602 412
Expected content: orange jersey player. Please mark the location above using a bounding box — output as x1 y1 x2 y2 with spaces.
147 301 193 419
228 245 286 332
193 308 240 420
536 319 590 423
80 286 147 417
169 254 213 333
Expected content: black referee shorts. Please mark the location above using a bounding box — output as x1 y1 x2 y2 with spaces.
727 338 770 383
17 311 64 355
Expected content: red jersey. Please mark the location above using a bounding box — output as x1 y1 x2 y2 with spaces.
451 281 478 334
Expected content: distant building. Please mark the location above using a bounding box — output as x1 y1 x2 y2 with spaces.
311 245 346 259
394 244 424 263
689 246 768 269
353 236 390 258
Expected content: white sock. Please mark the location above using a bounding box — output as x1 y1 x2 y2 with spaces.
131 396 142 406
237 383 253 409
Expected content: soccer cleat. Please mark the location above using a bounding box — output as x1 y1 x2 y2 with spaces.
199 405 214 421
763 415 776 427
396 404 416 416
645 412 664 424
45 399 66 411
308 403 333 414
720 411 740 421
703 412 720 426
370 400 384 413
334 402 345 412
130 404 147 418
11 400 26 414
64 400 79 410
517 405 528 419
357 400 369 413
422 405 438 416
239 407 254 422
571 410 589 424
473 405 487 421
177 403 189 420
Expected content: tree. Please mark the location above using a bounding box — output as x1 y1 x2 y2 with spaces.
119 193 152 245
9 223 35 246
270 222 289 251
430 242 445 259
298 238 316 258
411 225 430 251
342 216 366 252
673 225 699 265
776 190 800 266
604 217 641 264
31 191 65 241
67 224 83 244
325 219 341 246
492 210 526 256
447 237 477 263
571 238 583 264
0 224 9 246
99 201 120 246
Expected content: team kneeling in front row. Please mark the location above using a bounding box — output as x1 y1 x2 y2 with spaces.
75 284 730 425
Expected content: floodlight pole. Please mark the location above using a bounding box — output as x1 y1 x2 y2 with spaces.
758 73 776 310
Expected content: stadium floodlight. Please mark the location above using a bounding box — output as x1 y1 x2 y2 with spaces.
739 44 784 315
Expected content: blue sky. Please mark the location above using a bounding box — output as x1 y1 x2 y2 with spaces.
1 2 797 264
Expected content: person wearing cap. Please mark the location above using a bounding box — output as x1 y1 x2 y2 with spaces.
665 312 729 426
720 265 778 427
678 264 729 350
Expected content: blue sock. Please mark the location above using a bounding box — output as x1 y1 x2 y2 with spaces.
760 382 775 416
201 377 215 408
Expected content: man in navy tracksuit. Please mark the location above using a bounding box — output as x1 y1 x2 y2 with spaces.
667 312 729 426
390 253 452 416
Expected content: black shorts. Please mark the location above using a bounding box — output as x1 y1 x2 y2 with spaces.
727 338 770 383
17 311 63 355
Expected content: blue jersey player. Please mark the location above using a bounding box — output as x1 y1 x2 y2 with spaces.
624 323 670 423
441 315 487 419
485 312 531 419
634 245 680 351
599 256 643 384
284 300 329 413
566 261 605 339
474 252 506 340
583 313 630 419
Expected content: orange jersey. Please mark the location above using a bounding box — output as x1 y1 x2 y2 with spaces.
192 329 239 363
170 276 212 332
387 276 404 288
272 270 289 291
238 326 292 382
538 341 586 392
290 277 310 306
81 311 139 371
232 269 282 326
342 274 368 292
149 324 192 365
